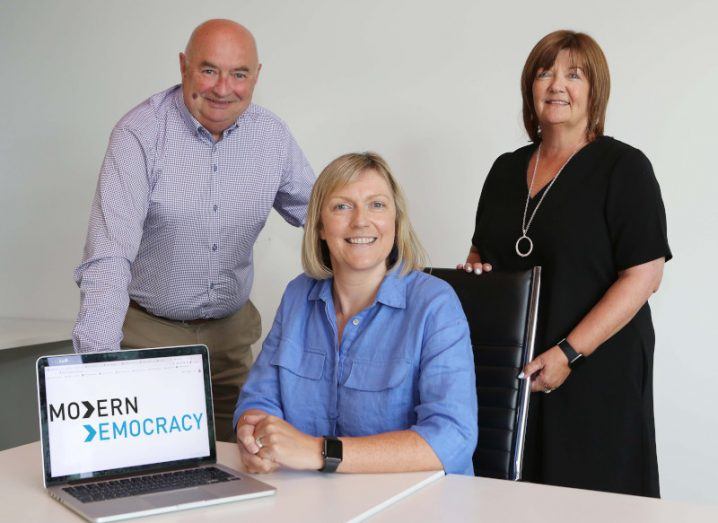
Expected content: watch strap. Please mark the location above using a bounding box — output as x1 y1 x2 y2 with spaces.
558 338 583 368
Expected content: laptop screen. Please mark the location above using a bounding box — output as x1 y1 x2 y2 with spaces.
37 346 217 486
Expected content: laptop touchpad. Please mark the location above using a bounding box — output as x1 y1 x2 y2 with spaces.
144 487 209 507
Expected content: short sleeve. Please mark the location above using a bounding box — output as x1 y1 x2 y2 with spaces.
606 148 672 271
472 153 509 249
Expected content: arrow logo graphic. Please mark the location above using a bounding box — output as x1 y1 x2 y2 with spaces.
84 424 96 442
82 401 95 418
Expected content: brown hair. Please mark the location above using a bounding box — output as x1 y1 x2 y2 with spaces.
302 152 427 279
521 30 610 142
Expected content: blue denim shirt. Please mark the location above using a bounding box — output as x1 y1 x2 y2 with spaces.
234 269 478 475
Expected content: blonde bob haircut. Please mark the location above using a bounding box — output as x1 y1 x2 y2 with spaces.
521 30 611 143
302 152 428 280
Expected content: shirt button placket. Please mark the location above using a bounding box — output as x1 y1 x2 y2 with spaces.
208 144 220 302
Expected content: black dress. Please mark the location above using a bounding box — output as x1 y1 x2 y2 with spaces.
471 136 671 497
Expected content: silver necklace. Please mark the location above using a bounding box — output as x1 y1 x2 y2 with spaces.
515 142 583 257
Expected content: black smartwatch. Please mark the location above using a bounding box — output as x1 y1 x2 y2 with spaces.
558 338 584 368
319 436 343 473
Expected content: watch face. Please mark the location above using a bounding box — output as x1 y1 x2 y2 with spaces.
324 438 343 460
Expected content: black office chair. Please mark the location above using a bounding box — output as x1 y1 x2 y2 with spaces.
426 267 541 480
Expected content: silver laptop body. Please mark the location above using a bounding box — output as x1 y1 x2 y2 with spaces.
36 345 275 522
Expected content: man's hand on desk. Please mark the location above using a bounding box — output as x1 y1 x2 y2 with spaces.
236 410 323 473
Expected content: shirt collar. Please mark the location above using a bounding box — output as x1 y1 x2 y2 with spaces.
173 85 245 138
307 268 408 310
174 86 203 135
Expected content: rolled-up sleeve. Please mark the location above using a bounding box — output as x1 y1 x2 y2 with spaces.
233 304 286 429
410 293 478 475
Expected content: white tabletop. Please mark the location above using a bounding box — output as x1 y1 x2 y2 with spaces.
369 473 718 523
0 317 73 350
4 442 716 522
0 441 443 522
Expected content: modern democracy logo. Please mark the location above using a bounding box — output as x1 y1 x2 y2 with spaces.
48 396 205 442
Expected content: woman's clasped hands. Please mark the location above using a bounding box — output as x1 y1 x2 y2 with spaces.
236 411 323 473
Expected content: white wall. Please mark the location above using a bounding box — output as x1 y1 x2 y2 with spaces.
1 0 716 504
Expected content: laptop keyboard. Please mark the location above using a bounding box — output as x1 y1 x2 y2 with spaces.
63 467 239 503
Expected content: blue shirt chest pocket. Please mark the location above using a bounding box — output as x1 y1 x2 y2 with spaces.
270 341 328 433
270 343 325 380
339 359 415 436
343 359 411 390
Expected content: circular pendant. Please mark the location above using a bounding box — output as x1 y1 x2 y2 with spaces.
515 234 533 257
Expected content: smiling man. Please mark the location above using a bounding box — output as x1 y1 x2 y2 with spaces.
72 20 315 442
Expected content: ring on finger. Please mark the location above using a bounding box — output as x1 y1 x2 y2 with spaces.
255 436 263 448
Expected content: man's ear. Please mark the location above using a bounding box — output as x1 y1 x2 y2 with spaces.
179 52 187 76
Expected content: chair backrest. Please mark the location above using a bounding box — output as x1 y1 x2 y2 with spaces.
426 267 541 480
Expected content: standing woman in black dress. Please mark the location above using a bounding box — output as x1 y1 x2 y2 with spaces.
459 30 671 496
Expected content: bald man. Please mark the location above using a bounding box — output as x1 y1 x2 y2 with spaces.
73 20 315 441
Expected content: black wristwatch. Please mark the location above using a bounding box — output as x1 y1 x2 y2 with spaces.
558 338 584 368
319 436 343 473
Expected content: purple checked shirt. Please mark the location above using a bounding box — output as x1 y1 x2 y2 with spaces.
73 85 315 353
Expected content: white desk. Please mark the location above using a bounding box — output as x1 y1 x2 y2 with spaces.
370 473 718 523
0 317 73 350
3 442 717 522
0 442 442 522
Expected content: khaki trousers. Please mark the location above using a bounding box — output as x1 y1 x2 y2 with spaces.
121 300 261 443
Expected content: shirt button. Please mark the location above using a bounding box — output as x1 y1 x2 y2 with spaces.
213 204 218 212
212 165 217 172
212 244 218 251
352 318 359 326
209 283 215 289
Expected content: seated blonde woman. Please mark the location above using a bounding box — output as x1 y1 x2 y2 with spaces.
233 152 477 475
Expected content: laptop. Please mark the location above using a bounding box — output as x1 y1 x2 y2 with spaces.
36 345 276 522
